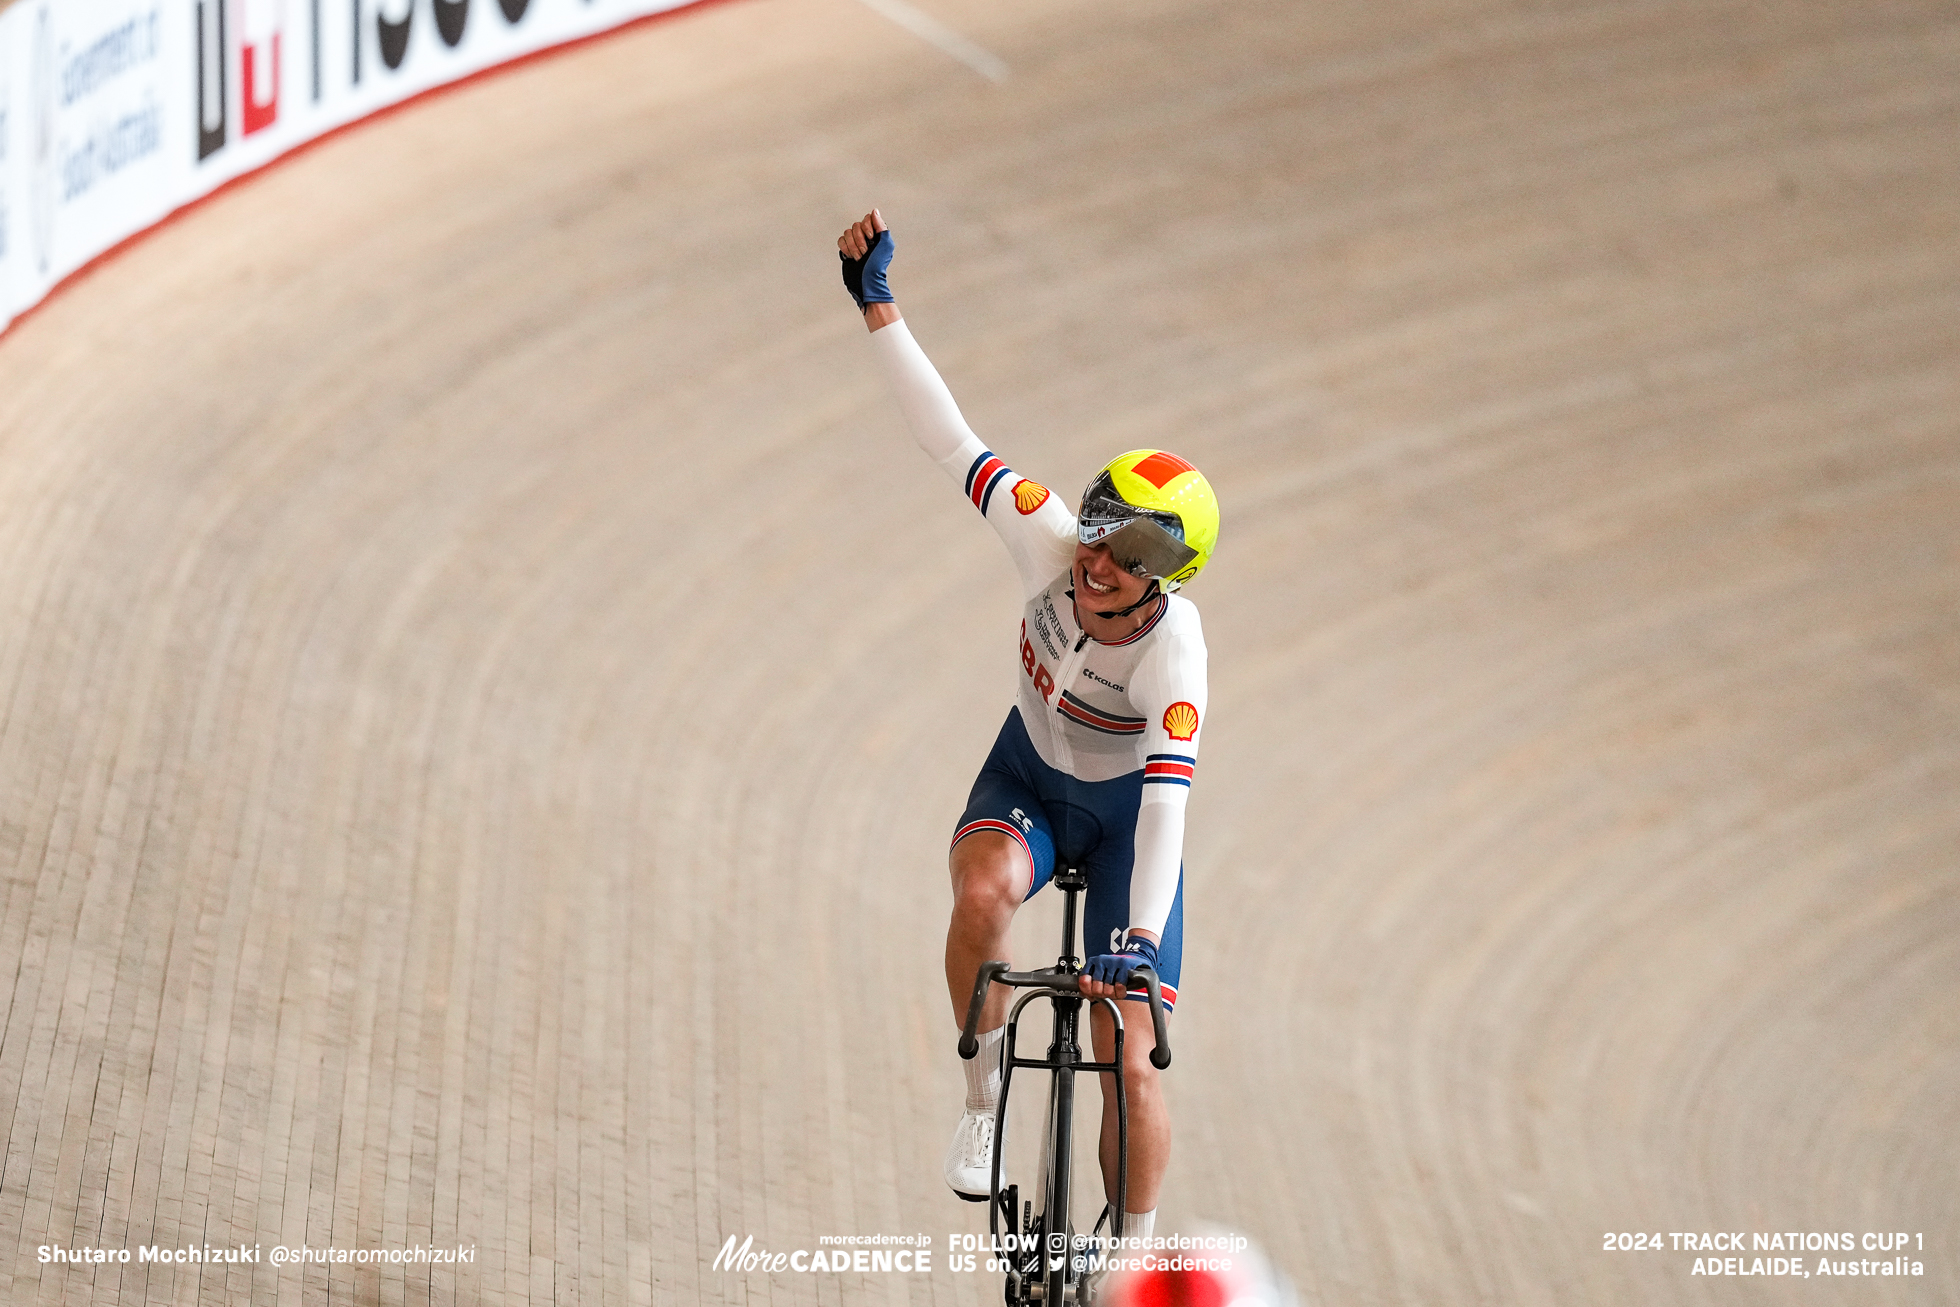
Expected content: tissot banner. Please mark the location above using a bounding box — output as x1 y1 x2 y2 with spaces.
0 0 695 333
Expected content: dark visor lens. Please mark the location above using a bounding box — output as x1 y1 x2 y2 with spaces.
1097 517 1198 579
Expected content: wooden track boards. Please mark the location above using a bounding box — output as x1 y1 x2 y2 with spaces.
0 0 1955 1302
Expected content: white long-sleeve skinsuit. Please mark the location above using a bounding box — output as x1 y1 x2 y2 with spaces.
872 321 1208 1005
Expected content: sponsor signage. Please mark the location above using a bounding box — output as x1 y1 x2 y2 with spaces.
0 0 699 334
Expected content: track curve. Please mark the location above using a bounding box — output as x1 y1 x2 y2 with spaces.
1 0 1955 1303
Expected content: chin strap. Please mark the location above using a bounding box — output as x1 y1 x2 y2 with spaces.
1071 580 1163 621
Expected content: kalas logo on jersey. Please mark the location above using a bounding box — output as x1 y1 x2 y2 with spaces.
1162 702 1199 741
1012 479 1050 515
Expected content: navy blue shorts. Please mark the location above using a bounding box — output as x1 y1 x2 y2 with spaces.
953 708 1183 1011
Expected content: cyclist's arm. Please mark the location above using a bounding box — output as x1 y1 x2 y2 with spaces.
1125 626 1209 944
868 316 1076 600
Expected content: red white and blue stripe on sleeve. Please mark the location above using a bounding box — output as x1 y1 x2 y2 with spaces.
964 451 1016 516
1143 753 1196 787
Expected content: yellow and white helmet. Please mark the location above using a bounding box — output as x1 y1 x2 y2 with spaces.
1077 450 1219 591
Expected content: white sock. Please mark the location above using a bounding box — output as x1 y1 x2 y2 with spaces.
963 1026 1004 1113
1122 1209 1156 1240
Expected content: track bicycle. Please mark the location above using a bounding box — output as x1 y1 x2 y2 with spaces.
958 866 1172 1305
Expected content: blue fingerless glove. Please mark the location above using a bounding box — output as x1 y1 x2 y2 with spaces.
1083 935 1159 989
840 228 895 310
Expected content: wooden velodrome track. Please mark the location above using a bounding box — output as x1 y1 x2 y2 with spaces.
2 0 1956 1302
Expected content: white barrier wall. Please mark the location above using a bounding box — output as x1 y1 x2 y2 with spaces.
0 0 702 334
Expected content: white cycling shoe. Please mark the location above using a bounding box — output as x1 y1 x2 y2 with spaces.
943 1109 996 1202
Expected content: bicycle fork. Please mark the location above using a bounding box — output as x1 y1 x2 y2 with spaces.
963 868 1167 1304
990 873 1127 1304
1000 987 1127 1302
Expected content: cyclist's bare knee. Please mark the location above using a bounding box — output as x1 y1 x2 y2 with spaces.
1092 1002 1164 1092
949 831 1028 925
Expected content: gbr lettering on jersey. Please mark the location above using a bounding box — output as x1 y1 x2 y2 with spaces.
1011 570 1199 784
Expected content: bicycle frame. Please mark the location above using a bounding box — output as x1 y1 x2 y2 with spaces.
959 868 1171 1305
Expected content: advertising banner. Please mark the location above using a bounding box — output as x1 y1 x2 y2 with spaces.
0 0 698 335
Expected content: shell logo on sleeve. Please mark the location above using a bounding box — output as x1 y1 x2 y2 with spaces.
1012 479 1051 514
1162 702 1199 741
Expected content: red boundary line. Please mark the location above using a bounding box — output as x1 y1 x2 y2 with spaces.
0 0 748 343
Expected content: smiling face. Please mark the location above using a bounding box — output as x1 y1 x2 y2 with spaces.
1073 541 1156 615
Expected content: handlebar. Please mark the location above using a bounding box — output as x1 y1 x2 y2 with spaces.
958 960 1172 1070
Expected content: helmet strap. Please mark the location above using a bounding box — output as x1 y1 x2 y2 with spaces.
1090 580 1162 621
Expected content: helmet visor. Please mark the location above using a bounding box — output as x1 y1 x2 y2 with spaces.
1093 517 1200 580
1077 473 1198 580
